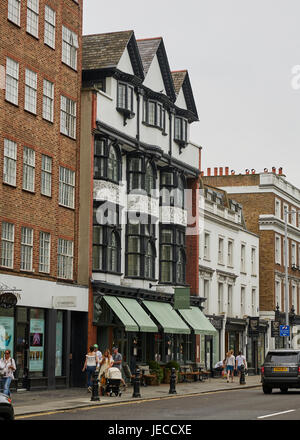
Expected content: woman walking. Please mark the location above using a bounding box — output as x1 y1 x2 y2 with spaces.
225 350 235 383
98 349 114 395
82 345 99 392
0 349 16 397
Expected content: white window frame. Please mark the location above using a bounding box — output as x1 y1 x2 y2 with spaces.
275 234 282 265
203 278 210 314
62 25 78 70
227 284 233 317
1 222 14 268
203 232 210 260
218 236 224 265
21 226 33 271
41 155 52 196
43 79 54 122
251 247 256 275
218 282 224 314
60 95 76 139
5 57 19 105
275 198 281 218
292 284 297 313
3 139 17 186
39 231 50 273
23 146 35 192
275 279 281 310
25 68 37 114
240 243 246 273
59 166 75 208
8 0 21 26
26 0 39 38
241 286 246 316
57 238 73 279
251 288 257 316
291 242 297 266
44 5 56 49
227 239 234 267
283 237 289 268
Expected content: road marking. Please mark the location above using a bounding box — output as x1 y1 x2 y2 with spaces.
257 409 296 419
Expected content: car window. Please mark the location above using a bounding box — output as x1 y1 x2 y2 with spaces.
265 352 299 364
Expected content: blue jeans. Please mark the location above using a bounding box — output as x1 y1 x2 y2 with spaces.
0 377 12 396
86 366 96 387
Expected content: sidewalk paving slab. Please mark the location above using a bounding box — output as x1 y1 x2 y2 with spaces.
12 375 262 417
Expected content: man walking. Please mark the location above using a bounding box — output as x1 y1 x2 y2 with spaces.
235 351 247 377
112 347 126 389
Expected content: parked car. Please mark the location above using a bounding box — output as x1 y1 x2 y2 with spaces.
0 393 14 421
261 349 300 394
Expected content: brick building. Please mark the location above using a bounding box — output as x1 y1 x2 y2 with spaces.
203 167 300 354
0 0 88 390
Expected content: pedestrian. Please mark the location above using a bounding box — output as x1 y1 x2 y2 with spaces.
225 350 235 383
94 344 102 370
98 348 114 395
112 346 126 389
235 351 247 377
82 345 99 392
0 349 16 397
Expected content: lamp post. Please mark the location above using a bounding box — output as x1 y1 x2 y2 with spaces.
283 207 300 348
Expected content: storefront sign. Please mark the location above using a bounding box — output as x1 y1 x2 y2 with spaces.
0 292 19 309
248 317 260 336
174 288 190 310
52 296 77 309
271 320 280 337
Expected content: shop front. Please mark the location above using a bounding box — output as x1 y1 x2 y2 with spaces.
225 318 247 356
246 318 268 375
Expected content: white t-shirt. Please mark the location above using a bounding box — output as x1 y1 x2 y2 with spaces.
226 355 235 367
236 355 246 367
86 354 97 367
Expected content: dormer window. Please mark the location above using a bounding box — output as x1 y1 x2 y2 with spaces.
117 82 135 123
174 117 188 151
143 99 166 133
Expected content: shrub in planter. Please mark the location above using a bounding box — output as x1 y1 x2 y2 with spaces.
148 360 164 384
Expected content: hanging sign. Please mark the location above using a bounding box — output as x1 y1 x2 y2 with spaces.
0 292 20 309
174 287 190 310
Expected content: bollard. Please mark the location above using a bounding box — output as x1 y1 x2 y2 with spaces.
132 368 141 398
169 367 177 394
91 369 100 401
239 364 246 385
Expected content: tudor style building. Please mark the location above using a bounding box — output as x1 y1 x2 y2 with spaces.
0 0 88 390
79 31 217 369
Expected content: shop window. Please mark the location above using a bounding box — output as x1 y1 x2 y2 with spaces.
0 307 14 358
55 311 63 376
29 309 45 377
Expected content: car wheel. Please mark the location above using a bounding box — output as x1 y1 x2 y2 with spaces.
262 385 272 394
280 387 288 393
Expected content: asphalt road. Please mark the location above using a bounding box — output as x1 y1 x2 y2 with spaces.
15 387 300 421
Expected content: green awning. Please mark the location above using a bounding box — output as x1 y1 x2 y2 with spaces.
178 307 217 335
103 296 139 332
142 301 190 334
118 297 158 333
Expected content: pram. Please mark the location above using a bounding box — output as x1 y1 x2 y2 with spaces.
105 367 122 397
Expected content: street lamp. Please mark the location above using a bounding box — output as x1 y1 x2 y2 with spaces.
283 207 300 348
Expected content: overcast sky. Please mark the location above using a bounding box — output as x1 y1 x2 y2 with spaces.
83 0 300 187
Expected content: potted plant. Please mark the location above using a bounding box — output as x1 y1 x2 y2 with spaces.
164 361 180 384
148 360 164 385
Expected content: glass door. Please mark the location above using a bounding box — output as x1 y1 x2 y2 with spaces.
16 321 29 389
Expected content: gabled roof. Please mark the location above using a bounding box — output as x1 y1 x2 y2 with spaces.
82 30 144 80
137 37 176 102
171 70 198 120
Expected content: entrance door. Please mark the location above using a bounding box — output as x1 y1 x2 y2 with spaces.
15 322 29 389
205 336 213 371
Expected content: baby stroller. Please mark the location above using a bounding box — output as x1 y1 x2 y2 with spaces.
105 367 122 397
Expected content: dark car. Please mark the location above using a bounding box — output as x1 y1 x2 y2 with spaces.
0 393 14 421
261 349 300 394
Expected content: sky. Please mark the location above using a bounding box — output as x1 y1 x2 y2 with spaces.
83 0 300 188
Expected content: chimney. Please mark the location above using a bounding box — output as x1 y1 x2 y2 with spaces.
207 168 211 176
278 167 283 175
264 168 268 173
245 169 250 175
231 170 235 175
219 167 223 176
251 169 256 174
272 167 276 173
214 167 218 176
225 167 229 176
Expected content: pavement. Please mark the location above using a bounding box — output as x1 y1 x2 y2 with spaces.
11 374 262 418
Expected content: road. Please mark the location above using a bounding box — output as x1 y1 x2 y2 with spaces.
15 387 300 421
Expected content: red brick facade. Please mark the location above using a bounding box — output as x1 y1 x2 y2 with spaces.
0 0 82 283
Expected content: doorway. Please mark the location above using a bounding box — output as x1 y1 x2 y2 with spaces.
205 336 213 371
15 320 29 390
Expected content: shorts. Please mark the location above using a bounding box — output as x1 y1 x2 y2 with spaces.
226 365 234 372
